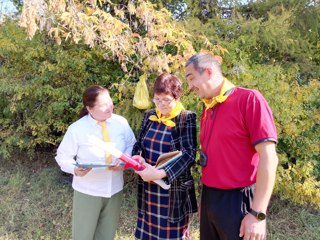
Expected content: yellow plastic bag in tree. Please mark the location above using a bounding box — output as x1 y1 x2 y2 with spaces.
133 74 151 109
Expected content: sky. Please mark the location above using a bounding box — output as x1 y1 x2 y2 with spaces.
0 0 17 15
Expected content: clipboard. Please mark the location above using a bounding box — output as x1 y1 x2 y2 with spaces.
73 162 116 168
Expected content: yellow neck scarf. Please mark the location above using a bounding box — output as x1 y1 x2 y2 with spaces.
202 78 235 110
149 101 185 127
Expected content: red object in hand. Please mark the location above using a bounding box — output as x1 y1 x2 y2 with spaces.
119 154 146 171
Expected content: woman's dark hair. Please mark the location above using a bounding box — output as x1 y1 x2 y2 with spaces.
153 73 182 99
79 85 109 118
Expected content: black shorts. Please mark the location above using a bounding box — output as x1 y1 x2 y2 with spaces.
200 184 255 240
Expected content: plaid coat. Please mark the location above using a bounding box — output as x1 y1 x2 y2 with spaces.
132 109 198 223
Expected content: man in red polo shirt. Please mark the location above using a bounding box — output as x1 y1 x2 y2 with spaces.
185 53 278 240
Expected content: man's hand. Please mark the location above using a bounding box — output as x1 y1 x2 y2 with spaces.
239 213 266 240
239 141 277 240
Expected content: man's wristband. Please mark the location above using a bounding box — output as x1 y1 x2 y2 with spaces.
248 209 266 221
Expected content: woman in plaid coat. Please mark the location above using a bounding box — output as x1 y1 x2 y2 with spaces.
132 73 198 240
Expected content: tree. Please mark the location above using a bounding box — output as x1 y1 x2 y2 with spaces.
1 0 226 158
19 0 225 78
12 0 23 12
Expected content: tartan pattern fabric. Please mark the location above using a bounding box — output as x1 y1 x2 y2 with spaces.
135 184 189 240
135 122 190 239
132 109 198 239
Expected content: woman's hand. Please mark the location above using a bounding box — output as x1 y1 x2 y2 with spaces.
108 160 124 171
108 166 123 171
135 163 166 182
132 154 146 164
74 167 92 176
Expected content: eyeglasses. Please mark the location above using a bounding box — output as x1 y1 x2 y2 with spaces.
152 98 175 105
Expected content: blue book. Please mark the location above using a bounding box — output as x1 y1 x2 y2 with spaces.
155 150 182 169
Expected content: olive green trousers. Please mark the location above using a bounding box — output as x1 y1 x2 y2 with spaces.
72 190 123 240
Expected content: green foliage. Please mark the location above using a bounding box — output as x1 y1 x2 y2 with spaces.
0 21 132 157
276 160 320 207
227 64 320 208
12 0 23 12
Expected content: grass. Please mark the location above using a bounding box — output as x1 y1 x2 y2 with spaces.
0 154 319 240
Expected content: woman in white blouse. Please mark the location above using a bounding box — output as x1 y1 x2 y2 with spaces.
55 85 136 240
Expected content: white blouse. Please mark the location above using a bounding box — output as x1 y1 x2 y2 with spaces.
55 114 136 198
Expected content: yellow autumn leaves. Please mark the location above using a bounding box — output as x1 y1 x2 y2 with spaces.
19 0 225 79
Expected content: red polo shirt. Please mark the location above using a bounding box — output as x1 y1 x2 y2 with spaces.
200 87 277 189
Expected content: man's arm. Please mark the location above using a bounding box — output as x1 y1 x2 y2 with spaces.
252 141 278 212
239 141 278 240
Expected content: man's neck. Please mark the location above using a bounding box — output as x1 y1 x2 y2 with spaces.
209 76 224 99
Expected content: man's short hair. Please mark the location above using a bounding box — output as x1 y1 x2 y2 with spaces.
186 53 221 74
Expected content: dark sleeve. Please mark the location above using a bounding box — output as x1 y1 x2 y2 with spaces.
132 110 153 156
164 111 197 183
